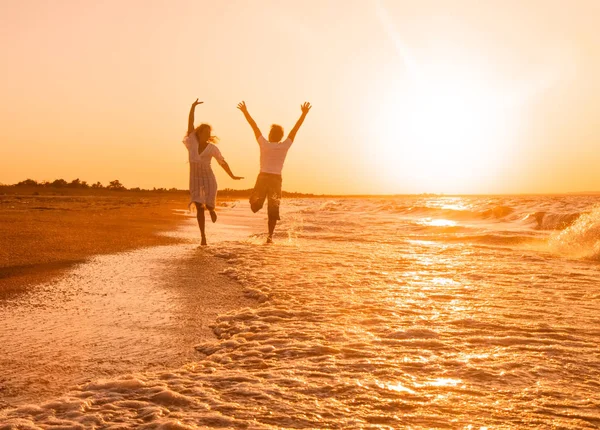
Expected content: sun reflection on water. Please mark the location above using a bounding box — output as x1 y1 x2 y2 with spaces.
378 381 417 394
421 218 458 227
432 277 459 286
423 378 463 387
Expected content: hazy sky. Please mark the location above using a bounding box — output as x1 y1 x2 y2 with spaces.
1 0 600 194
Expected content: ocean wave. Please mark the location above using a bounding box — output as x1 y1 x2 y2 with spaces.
521 211 583 230
299 200 345 213
430 233 543 246
391 204 516 221
379 200 590 233
548 206 600 260
293 198 600 241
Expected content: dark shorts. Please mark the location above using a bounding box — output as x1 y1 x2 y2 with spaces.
249 173 282 220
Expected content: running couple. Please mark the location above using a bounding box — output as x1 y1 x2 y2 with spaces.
183 99 312 245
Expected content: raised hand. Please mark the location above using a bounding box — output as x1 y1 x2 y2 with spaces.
238 101 261 139
188 99 203 134
288 102 311 142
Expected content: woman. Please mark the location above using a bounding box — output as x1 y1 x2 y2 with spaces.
184 99 243 245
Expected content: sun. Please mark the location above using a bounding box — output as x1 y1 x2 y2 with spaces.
369 68 516 193
370 0 534 194
369 0 571 194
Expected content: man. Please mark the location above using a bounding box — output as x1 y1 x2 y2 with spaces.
237 101 311 243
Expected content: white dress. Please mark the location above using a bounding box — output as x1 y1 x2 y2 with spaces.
183 133 226 209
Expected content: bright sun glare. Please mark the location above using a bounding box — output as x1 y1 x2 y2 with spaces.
371 65 514 193
370 0 557 193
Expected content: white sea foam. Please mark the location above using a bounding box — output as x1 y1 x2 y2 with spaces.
548 206 600 259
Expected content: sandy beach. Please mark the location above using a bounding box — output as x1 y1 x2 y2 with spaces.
0 188 191 297
0 189 256 409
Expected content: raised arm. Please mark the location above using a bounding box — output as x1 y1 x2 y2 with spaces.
187 98 203 135
219 161 244 180
287 102 312 142
237 101 262 140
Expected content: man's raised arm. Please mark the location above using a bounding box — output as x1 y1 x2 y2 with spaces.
287 102 312 142
237 101 262 141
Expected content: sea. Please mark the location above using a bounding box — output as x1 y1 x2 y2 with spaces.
1 195 599 429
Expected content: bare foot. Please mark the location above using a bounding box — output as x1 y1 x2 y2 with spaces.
209 210 217 223
201 236 207 246
266 236 273 244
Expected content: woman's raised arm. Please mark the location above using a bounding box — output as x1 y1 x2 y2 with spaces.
187 98 203 135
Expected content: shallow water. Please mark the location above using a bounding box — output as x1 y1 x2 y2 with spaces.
0 243 253 410
2 196 600 428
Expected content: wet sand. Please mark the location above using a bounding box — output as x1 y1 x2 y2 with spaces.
0 234 255 409
0 191 257 409
0 190 189 297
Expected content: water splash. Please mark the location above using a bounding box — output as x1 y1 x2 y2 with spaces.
548 206 600 260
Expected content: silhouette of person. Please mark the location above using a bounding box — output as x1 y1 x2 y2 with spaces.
237 101 311 243
184 99 243 245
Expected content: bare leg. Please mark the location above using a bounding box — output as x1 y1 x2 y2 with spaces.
195 203 207 245
207 206 217 223
267 216 277 244
266 179 281 244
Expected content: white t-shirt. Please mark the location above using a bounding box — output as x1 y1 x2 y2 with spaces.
258 135 292 175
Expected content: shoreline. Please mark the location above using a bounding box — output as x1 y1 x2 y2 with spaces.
0 230 256 409
0 192 193 297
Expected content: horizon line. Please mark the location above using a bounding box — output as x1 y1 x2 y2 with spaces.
2 183 600 198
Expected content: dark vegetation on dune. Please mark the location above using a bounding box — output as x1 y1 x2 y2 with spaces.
2 178 318 198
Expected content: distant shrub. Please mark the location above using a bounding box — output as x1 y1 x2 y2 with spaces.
51 179 68 188
65 178 90 189
107 180 125 191
67 178 82 188
16 179 39 187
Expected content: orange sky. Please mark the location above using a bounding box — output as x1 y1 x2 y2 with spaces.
1 0 600 194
